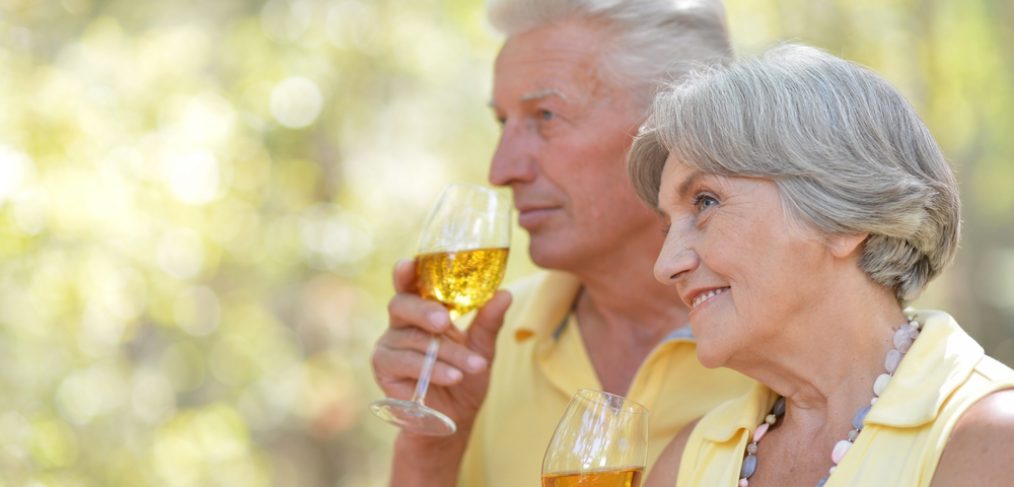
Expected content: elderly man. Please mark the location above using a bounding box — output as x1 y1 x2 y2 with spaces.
371 1 752 485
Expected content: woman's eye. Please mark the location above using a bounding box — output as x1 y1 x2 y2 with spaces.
538 109 555 121
691 193 719 212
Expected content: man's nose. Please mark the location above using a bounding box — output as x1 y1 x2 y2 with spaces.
489 120 537 187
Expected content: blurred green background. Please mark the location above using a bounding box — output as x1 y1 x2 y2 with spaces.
0 0 1011 485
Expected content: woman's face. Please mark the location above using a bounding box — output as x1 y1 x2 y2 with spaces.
653 156 837 368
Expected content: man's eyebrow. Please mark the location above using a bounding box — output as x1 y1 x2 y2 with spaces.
487 89 567 109
520 88 566 102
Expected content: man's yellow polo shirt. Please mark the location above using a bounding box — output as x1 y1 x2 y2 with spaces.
457 271 753 486
674 309 1014 487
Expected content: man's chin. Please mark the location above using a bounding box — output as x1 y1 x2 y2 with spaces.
527 238 580 271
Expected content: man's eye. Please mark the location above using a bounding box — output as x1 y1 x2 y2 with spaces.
691 193 719 212
538 109 554 121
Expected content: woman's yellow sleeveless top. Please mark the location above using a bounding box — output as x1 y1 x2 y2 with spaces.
675 309 1014 487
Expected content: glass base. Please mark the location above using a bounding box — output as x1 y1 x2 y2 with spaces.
370 398 457 437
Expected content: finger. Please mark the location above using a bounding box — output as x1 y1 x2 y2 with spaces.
466 290 512 360
372 344 465 387
387 292 453 334
392 258 418 294
382 327 488 374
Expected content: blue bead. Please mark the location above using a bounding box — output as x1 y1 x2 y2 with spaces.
852 404 871 430
740 454 758 478
772 397 786 417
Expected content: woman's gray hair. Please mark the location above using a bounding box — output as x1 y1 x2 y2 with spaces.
628 44 961 302
486 0 732 106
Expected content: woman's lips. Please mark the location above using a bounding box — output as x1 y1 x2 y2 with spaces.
689 287 730 308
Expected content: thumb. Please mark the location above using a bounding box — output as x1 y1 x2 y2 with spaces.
466 290 512 360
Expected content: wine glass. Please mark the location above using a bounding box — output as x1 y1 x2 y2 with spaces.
542 389 649 487
370 183 511 436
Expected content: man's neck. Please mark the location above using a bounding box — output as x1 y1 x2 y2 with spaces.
575 272 686 340
569 231 687 340
564 235 689 394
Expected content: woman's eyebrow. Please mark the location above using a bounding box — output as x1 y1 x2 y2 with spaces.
675 170 707 200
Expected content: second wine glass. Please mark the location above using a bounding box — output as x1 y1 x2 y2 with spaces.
542 389 649 487
370 183 511 436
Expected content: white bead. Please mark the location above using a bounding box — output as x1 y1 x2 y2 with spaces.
831 440 852 464
873 373 891 396
884 349 902 374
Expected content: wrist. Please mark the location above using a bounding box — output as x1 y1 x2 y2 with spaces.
390 428 473 486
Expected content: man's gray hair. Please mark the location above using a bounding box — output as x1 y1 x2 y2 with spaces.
486 0 732 107
628 44 961 302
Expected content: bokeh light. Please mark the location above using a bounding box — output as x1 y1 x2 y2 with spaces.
270 76 324 129
0 144 34 202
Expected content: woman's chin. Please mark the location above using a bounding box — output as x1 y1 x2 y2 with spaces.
694 342 729 369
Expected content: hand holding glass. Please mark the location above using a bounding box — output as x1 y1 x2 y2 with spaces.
542 389 649 487
370 183 511 436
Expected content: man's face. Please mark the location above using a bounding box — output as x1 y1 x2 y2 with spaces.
489 18 658 271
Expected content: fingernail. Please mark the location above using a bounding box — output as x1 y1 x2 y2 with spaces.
428 311 447 329
467 355 488 372
447 368 463 381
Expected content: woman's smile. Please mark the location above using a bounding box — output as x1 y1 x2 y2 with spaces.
689 287 730 309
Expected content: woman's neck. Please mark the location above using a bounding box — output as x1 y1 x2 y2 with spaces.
733 286 906 431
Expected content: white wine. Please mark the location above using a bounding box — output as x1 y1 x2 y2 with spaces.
542 467 644 487
416 247 509 318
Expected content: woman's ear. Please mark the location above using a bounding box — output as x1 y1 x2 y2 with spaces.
827 233 868 259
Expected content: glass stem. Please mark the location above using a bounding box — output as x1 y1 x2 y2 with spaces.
410 335 441 404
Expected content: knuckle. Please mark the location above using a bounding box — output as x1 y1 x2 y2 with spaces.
370 346 391 375
405 325 429 344
386 297 401 317
443 343 468 365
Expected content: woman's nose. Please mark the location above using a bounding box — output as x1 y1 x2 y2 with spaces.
654 224 699 285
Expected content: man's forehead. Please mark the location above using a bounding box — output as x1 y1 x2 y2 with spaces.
497 17 605 64
493 23 607 98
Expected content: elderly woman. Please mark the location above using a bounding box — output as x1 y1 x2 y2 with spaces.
628 44 1014 487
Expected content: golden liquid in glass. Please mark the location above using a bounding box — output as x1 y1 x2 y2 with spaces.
416 247 509 318
541 467 644 487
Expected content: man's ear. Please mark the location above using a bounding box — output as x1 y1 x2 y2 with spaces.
827 233 868 259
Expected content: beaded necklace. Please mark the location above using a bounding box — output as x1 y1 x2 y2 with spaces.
737 318 922 487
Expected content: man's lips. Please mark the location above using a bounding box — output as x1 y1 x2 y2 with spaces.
517 207 559 229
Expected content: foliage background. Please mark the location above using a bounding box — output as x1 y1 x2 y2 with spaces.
0 0 1011 485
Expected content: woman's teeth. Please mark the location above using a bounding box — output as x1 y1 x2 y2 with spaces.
692 288 728 308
